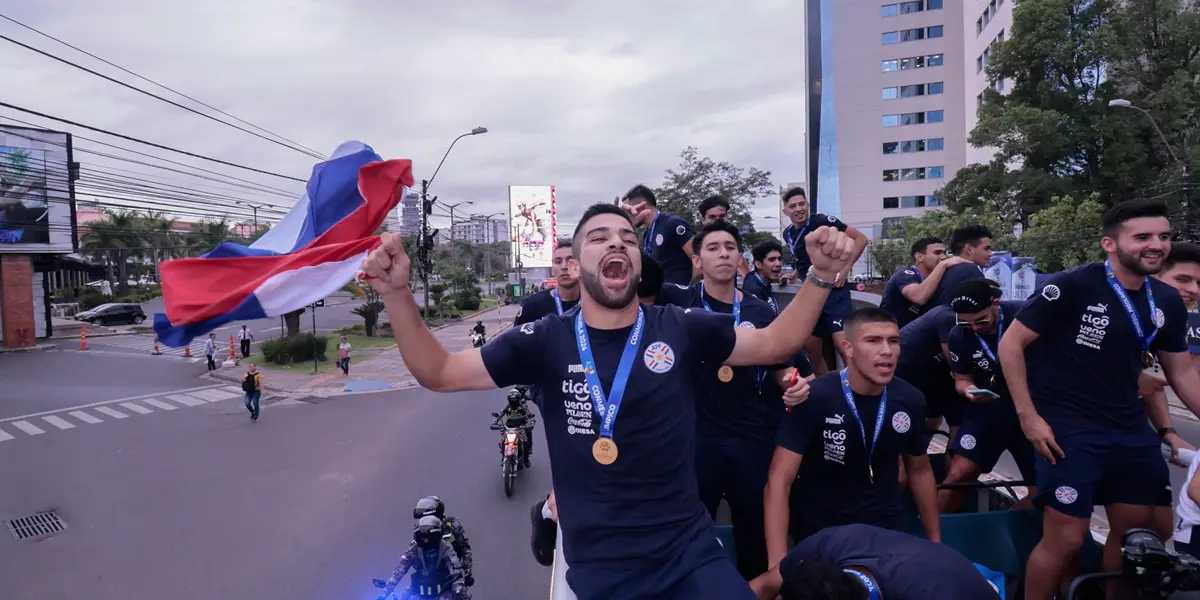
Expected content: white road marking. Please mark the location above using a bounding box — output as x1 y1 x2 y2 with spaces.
190 389 239 402
0 383 227 424
11 421 44 435
120 402 153 415
0 428 13 442
68 411 103 424
94 406 128 419
42 415 75 430
139 398 177 411
165 394 206 407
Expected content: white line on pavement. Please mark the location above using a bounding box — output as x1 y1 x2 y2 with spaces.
120 402 153 415
165 394 206 407
94 406 128 419
139 398 177 411
11 420 44 435
68 411 103 424
42 415 75 430
0 428 13 442
0 383 227 424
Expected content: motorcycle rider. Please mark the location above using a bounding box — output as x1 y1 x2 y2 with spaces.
413 496 474 587
495 388 536 469
380 516 471 600
471 321 486 346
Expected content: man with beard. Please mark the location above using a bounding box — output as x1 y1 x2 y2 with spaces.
998 199 1200 600
937 278 1036 513
931 225 993 307
764 308 940 569
361 202 856 600
656 220 809 579
621 184 697 285
515 239 581 326
697 195 750 278
779 187 869 375
879 237 968 327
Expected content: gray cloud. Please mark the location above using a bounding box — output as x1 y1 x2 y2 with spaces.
0 0 804 230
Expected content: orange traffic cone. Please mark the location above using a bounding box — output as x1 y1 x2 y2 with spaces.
80 326 88 351
228 334 236 361
183 345 191 358
152 337 162 355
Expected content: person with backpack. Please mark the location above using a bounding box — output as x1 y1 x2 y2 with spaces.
242 364 264 422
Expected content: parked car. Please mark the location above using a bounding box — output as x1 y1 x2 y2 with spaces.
75 303 147 326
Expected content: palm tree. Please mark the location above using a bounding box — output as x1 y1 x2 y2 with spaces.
81 209 144 296
142 211 179 280
182 219 233 257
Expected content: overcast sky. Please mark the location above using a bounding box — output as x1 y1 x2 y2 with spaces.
2 0 805 234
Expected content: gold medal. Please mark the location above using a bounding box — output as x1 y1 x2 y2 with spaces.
592 438 619 465
1142 351 1156 369
717 365 734 383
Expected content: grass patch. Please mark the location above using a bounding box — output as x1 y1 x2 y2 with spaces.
249 333 394 373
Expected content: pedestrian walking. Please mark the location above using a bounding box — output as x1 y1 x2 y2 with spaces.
204 333 217 371
242 363 263 422
338 335 352 375
238 325 254 358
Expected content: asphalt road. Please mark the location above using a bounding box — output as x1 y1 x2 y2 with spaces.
0 382 550 600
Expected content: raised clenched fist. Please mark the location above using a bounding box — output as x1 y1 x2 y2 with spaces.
804 226 856 280
359 232 412 297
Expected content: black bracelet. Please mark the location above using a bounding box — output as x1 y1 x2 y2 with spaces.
1159 426 1177 440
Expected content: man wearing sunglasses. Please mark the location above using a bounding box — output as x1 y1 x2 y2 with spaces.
938 278 1036 513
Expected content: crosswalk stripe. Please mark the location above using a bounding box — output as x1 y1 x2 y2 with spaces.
11 421 44 435
0 428 13 442
42 415 75 430
94 406 128 419
140 398 176 411
165 394 206 407
68 410 103 424
120 402 153 415
220 385 245 395
191 389 239 402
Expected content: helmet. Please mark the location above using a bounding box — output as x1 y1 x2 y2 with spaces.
413 496 445 520
414 515 443 548
507 388 523 405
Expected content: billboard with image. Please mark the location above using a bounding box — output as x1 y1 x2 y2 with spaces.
0 126 76 253
509 185 556 268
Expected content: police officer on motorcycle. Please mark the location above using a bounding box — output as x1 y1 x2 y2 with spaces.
494 388 536 469
413 496 474 587
379 516 470 600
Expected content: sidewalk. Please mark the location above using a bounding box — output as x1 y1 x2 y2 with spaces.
1167 388 1197 422
207 304 519 397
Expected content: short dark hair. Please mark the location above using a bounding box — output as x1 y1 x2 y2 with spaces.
911 236 943 257
1101 199 1170 236
553 237 572 251
623 184 656 207
1164 241 1200 271
698 195 730 218
843 307 898 335
783 187 807 206
780 560 869 600
949 225 993 254
637 250 664 299
692 220 742 254
571 203 634 251
753 239 784 263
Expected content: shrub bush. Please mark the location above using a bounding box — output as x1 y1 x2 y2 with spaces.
261 333 328 365
452 291 481 312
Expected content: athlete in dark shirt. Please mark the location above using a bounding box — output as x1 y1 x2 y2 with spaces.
749 524 1000 600
780 186 869 376
931 224 992 307
515 240 581 326
361 202 857 600
998 200 1200 600
621 184 697 285
879 236 969 327
764 308 939 568
697 195 750 278
895 301 963 437
743 240 784 315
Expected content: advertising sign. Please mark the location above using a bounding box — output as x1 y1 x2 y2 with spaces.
509 185 556 268
0 126 76 253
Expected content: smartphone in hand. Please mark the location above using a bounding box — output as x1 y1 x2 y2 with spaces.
966 388 1001 399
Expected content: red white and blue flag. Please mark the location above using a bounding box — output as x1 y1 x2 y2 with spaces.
152 141 414 347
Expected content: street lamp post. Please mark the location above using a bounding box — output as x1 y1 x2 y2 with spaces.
1109 99 1193 238
420 127 488 323
236 201 264 235
762 215 783 240
445 201 474 241
473 211 504 292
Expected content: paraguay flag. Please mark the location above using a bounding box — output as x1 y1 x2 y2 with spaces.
152 141 414 347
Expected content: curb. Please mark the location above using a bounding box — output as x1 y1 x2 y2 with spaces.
429 303 508 332
0 344 60 354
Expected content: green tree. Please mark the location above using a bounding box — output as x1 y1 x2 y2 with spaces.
1014 194 1107 271
652 147 775 230
81 209 144 296
867 239 912 280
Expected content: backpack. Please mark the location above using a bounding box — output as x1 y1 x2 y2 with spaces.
242 373 257 393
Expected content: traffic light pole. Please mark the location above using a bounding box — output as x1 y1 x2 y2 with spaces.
420 179 432 325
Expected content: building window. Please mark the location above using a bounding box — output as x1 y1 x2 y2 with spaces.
928 25 944 38
883 169 900 182
884 82 944 100
884 26 942 45
927 82 944 94
927 137 945 150
977 17 984 34
885 112 943 128
883 114 901 127
882 4 899 16
884 196 937 209
883 87 899 100
899 0 924 14
883 32 900 44
901 195 927 208
927 54 944 66
884 197 900 209
882 59 900 72
883 142 900 154
928 110 944 122
976 56 984 73
928 166 945 178
993 78 1005 91
996 29 1005 42
886 54 944 72
976 92 985 109
927 195 943 207
927 0 943 8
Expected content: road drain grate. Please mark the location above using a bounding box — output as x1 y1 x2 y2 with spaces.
7 512 66 540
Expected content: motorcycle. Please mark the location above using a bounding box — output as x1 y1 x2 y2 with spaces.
372 576 462 600
471 331 485 348
490 412 528 497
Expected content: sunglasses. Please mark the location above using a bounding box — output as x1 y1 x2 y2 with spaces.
955 315 991 327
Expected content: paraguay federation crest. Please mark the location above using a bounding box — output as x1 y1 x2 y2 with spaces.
643 341 675 374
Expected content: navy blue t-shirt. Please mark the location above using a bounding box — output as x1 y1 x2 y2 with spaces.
775 372 928 532
783 214 848 275
514 288 579 326
741 272 780 315
656 283 793 442
897 305 957 371
880 266 925 327
780 524 1000 599
947 301 1026 416
932 263 987 307
1187 311 1200 354
643 212 695 285
481 304 737 567
1015 262 1189 432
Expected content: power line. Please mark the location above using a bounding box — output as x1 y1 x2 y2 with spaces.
0 13 326 159
0 101 308 182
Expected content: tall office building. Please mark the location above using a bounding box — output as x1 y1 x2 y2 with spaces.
398 191 421 237
450 215 507 245
964 0 1012 166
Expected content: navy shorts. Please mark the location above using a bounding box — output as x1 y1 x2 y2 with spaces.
950 401 1036 480
813 288 853 338
565 529 755 600
896 364 962 427
1033 427 1170 519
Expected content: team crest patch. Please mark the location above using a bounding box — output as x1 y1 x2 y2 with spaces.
959 434 977 450
655 234 664 246
643 342 675 374
827 215 836 222
904 269 915 276
738 322 756 328
1054 486 1078 505
1041 284 1061 301
676 225 686 235
949 351 959 363
1153 307 1166 328
891 411 911 433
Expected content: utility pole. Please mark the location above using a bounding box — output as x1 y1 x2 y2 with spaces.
420 179 434 324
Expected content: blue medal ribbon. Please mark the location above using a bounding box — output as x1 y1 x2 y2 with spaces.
754 273 779 315
643 213 660 256
783 221 811 257
974 304 1004 365
1104 259 1159 355
838 368 888 483
574 307 644 442
699 282 741 325
911 265 924 283
552 289 564 315
844 570 882 600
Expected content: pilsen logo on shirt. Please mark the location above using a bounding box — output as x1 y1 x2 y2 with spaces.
560 365 596 436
